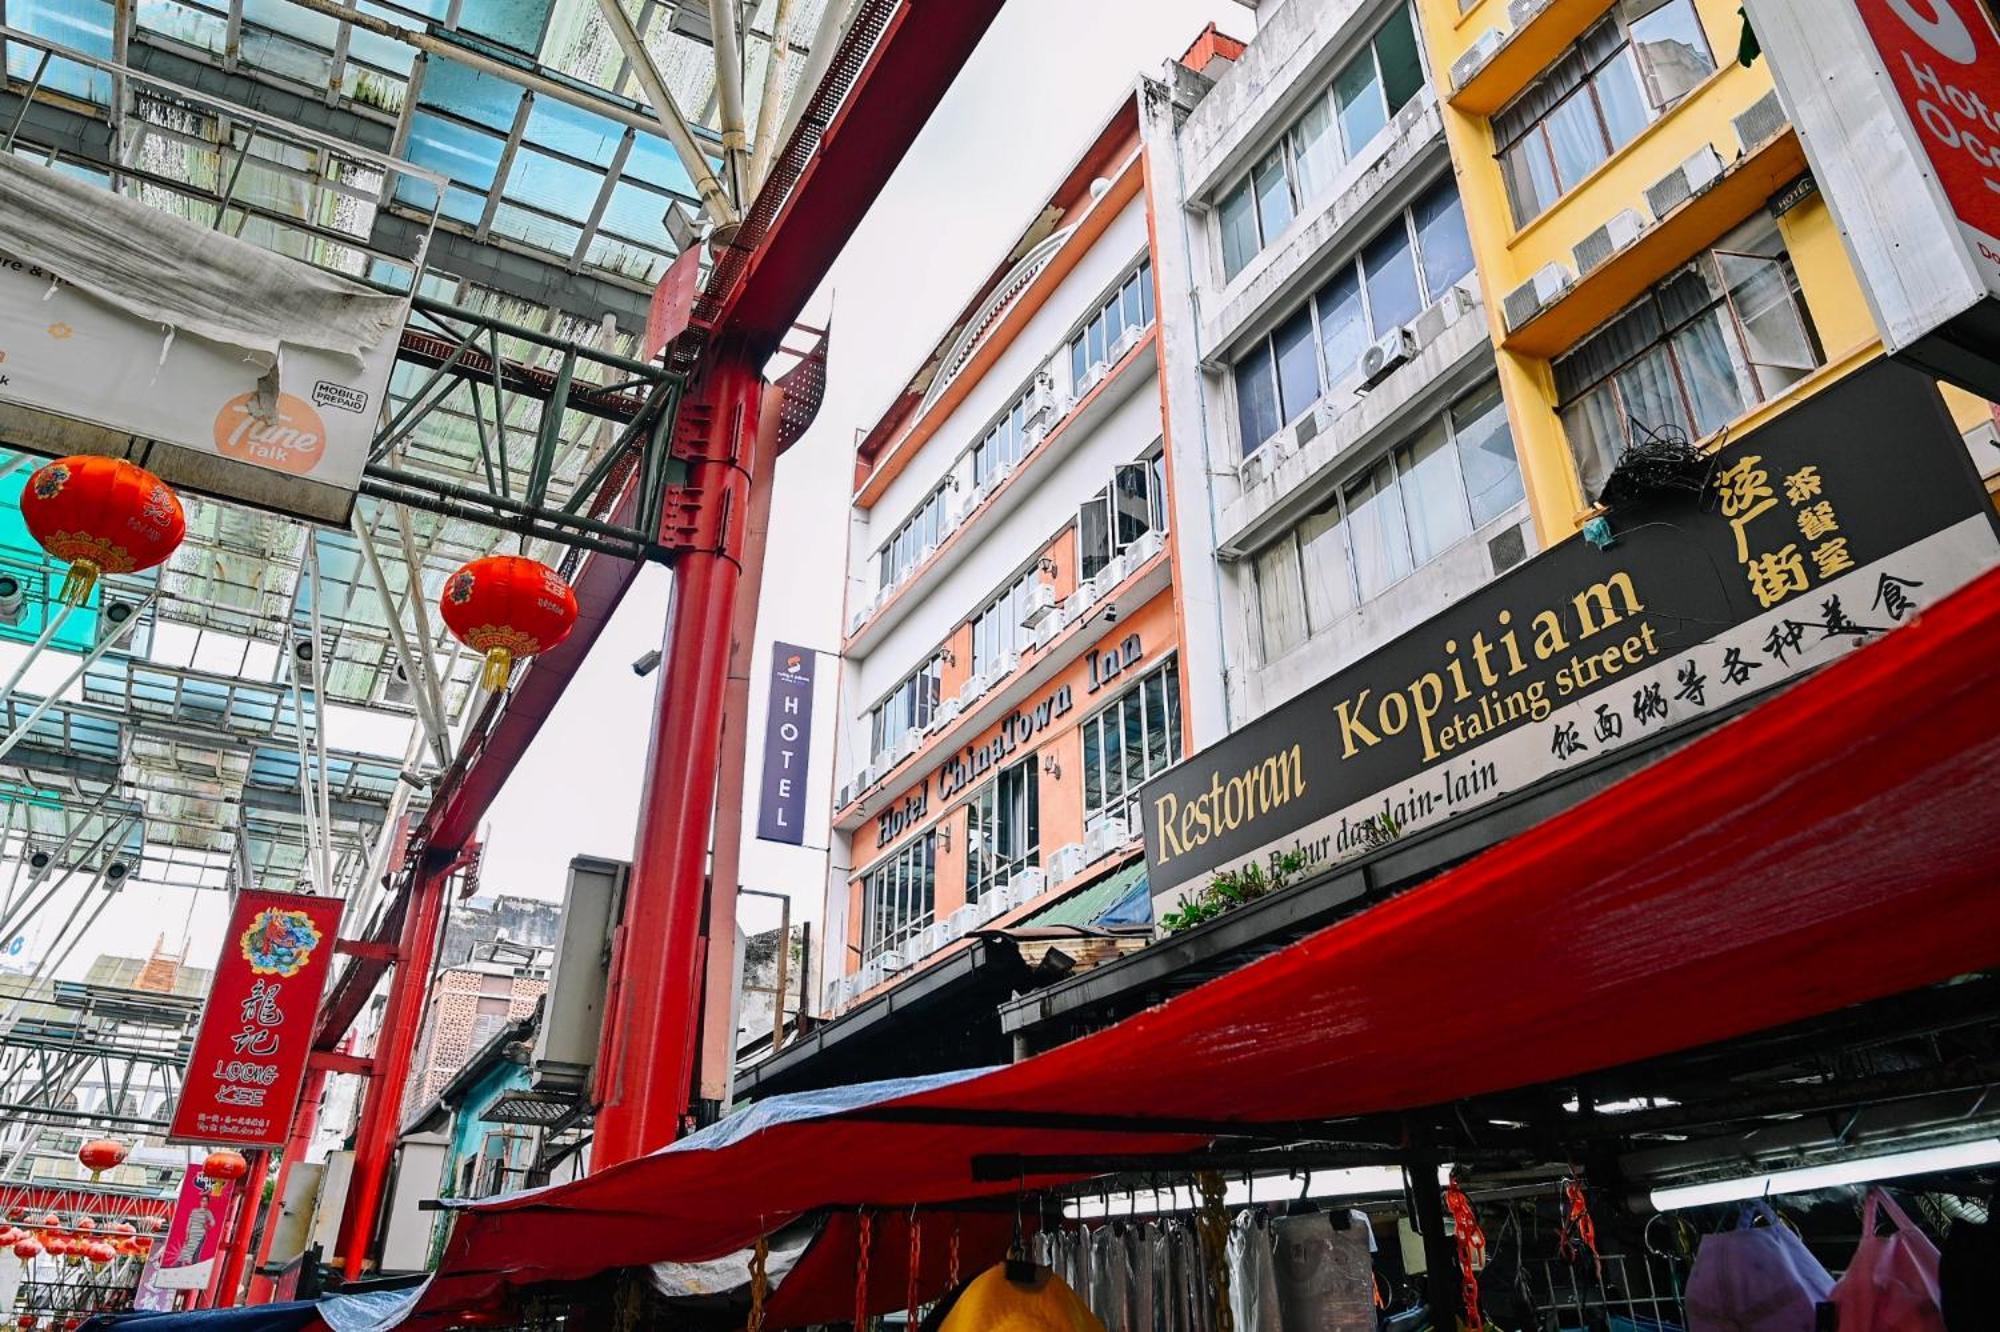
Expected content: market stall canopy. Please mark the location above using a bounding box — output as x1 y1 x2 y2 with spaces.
419 563 2000 1323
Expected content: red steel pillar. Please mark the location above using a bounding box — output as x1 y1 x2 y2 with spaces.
591 341 762 1167
339 862 449 1277
209 1149 267 1307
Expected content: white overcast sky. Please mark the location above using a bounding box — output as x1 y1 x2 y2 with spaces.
37 0 1254 979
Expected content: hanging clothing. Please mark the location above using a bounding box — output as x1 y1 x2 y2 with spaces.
1125 1221 1156 1332
1270 1213 1376 1332
1090 1225 1135 1332
935 1262 1106 1332
1226 1212 1282 1332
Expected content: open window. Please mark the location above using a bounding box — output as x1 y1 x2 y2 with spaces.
1079 454 1168 582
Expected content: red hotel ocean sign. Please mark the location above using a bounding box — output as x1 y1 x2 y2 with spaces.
168 889 344 1148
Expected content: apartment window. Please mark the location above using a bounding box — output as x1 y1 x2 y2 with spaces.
1078 454 1169 583
869 653 944 758
966 758 1039 903
1555 212 1821 498
861 832 935 960
1232 179 1475 455
970 570 1038 679
1068 260 1155 391
1495 2 1716 226
1215 5 1427 280
877 485 950 593
1081 657 1183 829
1252 380 1524 660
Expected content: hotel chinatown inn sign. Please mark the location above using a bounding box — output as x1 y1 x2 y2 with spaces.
1139 362 2000 917
169 889 345 1148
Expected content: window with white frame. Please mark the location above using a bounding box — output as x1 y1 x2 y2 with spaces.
1232 178 1474 455
1081 657 1183 831
876 485 951 594
971 570 1038 680
1555 211 1822 499
861 831 935 961
868 653 944 758
1077 452 1169 583
1252 379 1523 661
1216 4 1427 281
966 758 1039 904
1067 260 1156 391
1494 1 1716 227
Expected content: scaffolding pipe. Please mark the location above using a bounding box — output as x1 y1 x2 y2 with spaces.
747 0 803 195
588 0 740 230
306 541 337 895
0 602 75 706
0 593 153 769
707 0 751 206
349 509 451 768
390 506 455 756
0 794 118 946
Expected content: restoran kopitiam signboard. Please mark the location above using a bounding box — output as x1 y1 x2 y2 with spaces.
169 889 344 1148
1140 361 2000 916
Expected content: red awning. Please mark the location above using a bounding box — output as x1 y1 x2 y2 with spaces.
416 563 2000 1324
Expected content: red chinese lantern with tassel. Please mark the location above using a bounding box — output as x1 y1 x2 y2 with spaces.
12 1239 38 1261
76 1139 127 1179
72 1217 93 1234
84 1241 113 1268
201 1148 249 1183
18 457 185 605
437 555 578 691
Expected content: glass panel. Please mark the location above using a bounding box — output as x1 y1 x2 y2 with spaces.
1717 250 1818 397
1273 306 1323 423
1140 262 1156 324
1088 315 1108 371
1667 309 1748 437
1502 134 1560 225
1347 457 1412 599
1545 90 1611 192
1098 714 1124 813
1290 97 1344 204
1079 492 1112 582
1316 265 1369 387
1071 337 1088 391
1398 422 1471 566
1219 181 1260 280
1122 276 1144 332
1113 463 1153 550
1413 182 1475 301
1362 221 1422 334
1334 45 1388 155
1164 659 1183 761
1235 344 1282 455
1255 537 1308 662
1375 5 1427 114
1298 500 1355 631
1143 670 1170 774
1253 149 1295 246
1592 48 1654 150
1452 382 1526 526
1631 0 1716 108
1082 716 1103 817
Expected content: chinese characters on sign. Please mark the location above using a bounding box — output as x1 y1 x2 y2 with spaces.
168 890 343 1148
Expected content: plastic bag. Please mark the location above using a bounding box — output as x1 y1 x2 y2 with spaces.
1829 1189 1946 1332
1684 1201 1833 1332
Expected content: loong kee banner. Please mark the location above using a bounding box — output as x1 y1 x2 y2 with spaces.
1140 360 2000 915
168 889 344 1149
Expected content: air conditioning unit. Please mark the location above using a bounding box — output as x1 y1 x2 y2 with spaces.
1078 360 1109 398
1682 144 1725 194
1572 208 1647 274
1239 447 1269 491
1507 0 1551 27
878 946 908 975
946 904 979 938
913 922 945 958
1645 145 1725 221
1012 867 1048 902
978 886 1010 923
1046 844 1086 885
1066 583 1097 622
835 780 853 808
924 697 963 735
824 975 851 1014
1501 262 1573 333
958 671 991 705
848 601 874 636
1734 90 1787 153
1092 560 1123 602
1449 28 1505 92
1020 581 1060 630
857 957 884 992
1358 327 1416 389
1128 529 1165 565
992 648 1021 680
1033 606 1068 650
1022 372 1059 430
1084 816 1130 863
894 730 922 763
1442 281 1480 322
1112 323 1142 362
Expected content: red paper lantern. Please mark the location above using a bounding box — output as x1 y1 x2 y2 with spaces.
72 1217 93 1234
42 1236 65 1258
437 556 578 691
133 1235 152 1255
17 1315 34 1330
76 1139 128 1178
109 1222 135 1239
85 1241 114 1267
145 1216 164 1232
201 1148 249 1183
11 1239 38 1261
36 1214 58 1231
18 457 185 606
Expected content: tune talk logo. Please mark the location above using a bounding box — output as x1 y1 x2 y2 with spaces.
213 392 328 475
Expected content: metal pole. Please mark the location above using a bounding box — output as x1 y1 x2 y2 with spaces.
209 1148 266 1306
591 344 760 1166
691 377 784 1113
350 510 451 769
589 0 740 230
1402 1133 1462 1330
0 593 152 767
707 0 751 206
337 861 447 1278
0 602 74 705
747 0 803 195
305 540 336 895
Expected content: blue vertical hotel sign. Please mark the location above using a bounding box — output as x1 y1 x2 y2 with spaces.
756 641 816 844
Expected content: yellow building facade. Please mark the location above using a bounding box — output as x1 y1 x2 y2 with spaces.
1413 0 1995 548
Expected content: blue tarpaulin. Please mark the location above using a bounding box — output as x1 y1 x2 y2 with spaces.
79 1285 425 1332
